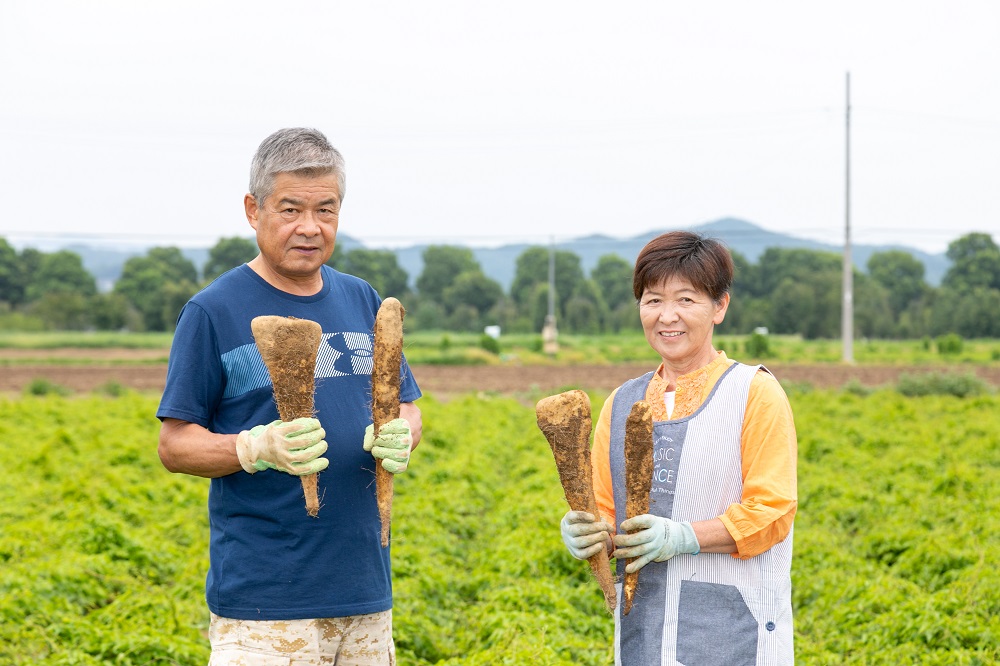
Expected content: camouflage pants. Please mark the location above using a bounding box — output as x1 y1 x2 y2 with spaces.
208 610 395 665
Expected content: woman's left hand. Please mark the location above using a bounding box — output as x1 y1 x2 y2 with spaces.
613 515 700 573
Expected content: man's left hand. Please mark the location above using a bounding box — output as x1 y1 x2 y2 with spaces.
363 418 412 474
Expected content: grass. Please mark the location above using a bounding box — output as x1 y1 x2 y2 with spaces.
1 330 998 366
0 331 173 349
402 330 1000 366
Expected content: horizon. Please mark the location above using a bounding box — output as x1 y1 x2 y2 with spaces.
3 216 963 292
3 216 977 257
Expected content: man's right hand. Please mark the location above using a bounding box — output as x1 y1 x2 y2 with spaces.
235 418 329 476
560 510 613 560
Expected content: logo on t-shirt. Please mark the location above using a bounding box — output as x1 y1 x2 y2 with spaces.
317 332 374 378
221 332 375 399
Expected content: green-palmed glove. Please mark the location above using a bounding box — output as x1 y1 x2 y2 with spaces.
613 514 700 573
560 510 614 560
363 418 412 474
235 417 329 476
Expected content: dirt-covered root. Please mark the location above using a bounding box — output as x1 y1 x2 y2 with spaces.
623 400 653 615
372 298 405 547
536 389 617 613
251 316 323 517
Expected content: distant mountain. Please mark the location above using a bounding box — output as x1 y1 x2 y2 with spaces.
396 217 950 289
691 218 950 286
14 219 950 291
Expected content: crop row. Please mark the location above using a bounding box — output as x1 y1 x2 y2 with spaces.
0 389 997 664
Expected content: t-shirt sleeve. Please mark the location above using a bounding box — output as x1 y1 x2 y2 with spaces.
156 302 225 429
399 354 422 403
718 369 798 559
592 389 618 528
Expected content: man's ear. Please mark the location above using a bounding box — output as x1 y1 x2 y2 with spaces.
244 194 260 230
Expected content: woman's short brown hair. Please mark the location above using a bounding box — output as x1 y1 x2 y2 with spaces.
632 231 734 302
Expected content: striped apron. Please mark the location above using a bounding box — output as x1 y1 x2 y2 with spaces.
610 363 794 666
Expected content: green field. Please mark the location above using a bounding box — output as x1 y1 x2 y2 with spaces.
2 330 1000 367
0 332 175 350
1 386 998 664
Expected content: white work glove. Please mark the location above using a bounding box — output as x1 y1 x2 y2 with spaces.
560 510 613 560
363 418 412 474
235 417 329 476
613 515 700 573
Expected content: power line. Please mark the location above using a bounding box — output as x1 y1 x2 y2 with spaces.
2 226 992 250
859 106 1000 130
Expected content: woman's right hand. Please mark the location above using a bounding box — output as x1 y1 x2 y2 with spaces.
560 510 613 560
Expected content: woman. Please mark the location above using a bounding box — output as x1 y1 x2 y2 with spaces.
560 231 797 665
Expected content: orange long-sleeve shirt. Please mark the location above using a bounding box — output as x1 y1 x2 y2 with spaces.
592 352 798 559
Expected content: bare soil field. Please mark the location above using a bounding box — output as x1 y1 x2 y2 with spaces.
2 348 998 395
409 363 1000 397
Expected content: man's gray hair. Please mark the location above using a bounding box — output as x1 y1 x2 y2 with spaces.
249 128 346 206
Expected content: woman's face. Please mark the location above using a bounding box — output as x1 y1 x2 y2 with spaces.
638 276 729 373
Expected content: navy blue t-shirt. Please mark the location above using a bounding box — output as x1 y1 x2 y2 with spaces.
157 264 421 620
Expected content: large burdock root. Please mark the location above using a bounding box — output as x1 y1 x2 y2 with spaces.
536 389 617 614
623 400 653 615
251 316 323 517
371 298 405 547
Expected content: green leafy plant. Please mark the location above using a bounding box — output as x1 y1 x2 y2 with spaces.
744 331 771 358
479 333 501 355
23 378 71 396
896 372 988 398
0 395 210 664
2 388 998 664
793 389 999 664
842 378 874 397
97 380 128 397
935 333 964 356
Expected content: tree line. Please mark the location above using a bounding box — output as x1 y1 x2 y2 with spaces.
1 232 999 339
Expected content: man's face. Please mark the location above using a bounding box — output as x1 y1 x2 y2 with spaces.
244 172 340 281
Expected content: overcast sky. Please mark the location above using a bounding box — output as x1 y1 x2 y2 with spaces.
1 1 998 255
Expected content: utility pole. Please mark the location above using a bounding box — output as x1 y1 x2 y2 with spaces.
842 71 854 364
543 237 559 355
548 238 556 324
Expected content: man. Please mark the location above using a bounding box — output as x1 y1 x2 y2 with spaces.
157 127 422 665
